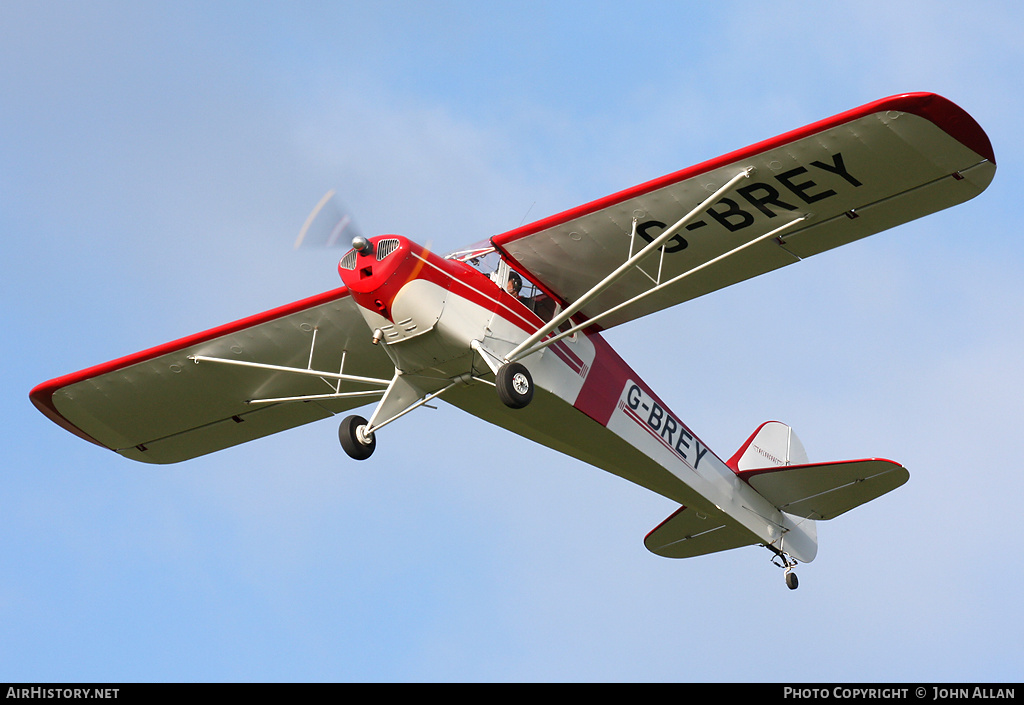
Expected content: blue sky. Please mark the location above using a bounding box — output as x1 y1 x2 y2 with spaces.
3 1 1022 682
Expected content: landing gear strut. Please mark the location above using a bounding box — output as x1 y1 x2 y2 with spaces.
339 414 376 460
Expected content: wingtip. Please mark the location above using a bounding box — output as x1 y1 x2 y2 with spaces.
29 378 109 449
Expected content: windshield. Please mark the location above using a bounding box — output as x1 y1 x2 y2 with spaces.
446 243 501 278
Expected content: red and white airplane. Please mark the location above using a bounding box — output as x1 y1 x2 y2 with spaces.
31 93 995 588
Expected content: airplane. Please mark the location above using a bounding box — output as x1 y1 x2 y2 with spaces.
30 92 995 589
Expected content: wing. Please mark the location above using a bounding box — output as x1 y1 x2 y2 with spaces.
30 287 393 464
492 93 996 330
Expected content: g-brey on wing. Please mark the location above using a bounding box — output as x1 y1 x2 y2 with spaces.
491 93 996 330
30 287 394 464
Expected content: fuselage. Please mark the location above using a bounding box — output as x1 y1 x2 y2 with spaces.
338 234 817 561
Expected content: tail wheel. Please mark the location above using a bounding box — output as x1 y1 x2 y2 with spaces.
769 546 800 590
339 415 375 460
496 362 533 409
785 570 799 590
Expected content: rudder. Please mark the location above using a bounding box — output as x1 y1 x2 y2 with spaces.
727 420 808 471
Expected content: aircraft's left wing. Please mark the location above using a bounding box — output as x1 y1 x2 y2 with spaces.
31 287 393 464
492 93 995 330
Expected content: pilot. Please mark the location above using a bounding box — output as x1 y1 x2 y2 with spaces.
505 272 523 297
505 271 538 312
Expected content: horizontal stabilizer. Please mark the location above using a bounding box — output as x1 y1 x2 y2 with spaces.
738 459 909 520
644 505 758 559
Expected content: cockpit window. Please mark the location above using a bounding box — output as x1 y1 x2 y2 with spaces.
446 243 562 325
446 245 501 277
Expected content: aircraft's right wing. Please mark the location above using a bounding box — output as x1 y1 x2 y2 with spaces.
31 287 394 464
492 93 995 331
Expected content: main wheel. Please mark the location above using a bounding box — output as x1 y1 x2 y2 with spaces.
496 362 533 409
785 571 799 590
339 415 375 460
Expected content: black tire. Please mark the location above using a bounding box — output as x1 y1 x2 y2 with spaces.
496 363 533 409
785 571 799 590
339 415 375 460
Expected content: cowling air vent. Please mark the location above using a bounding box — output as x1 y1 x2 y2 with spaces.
339 249 358 270
375 238 400 261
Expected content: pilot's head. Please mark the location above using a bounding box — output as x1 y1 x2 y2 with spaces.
506 272 522 296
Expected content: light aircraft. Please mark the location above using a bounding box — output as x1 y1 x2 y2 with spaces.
31 93 995 588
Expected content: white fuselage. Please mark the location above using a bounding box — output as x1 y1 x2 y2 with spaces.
340 238 816 561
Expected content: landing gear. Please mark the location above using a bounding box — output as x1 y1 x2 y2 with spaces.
768 545 800 590
785 570 799 590
339 414 375 460
496 362 533 409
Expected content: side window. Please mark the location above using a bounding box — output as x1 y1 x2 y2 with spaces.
445 246 572 337
495 259 562 326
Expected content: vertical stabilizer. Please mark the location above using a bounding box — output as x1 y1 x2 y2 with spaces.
727 421 808 472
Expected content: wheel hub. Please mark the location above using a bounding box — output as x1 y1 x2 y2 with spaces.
356 425 374 446
511 373 530 395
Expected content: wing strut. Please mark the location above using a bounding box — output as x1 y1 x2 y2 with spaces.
509 214 808 360
502 166 765 364
188 352 393 403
